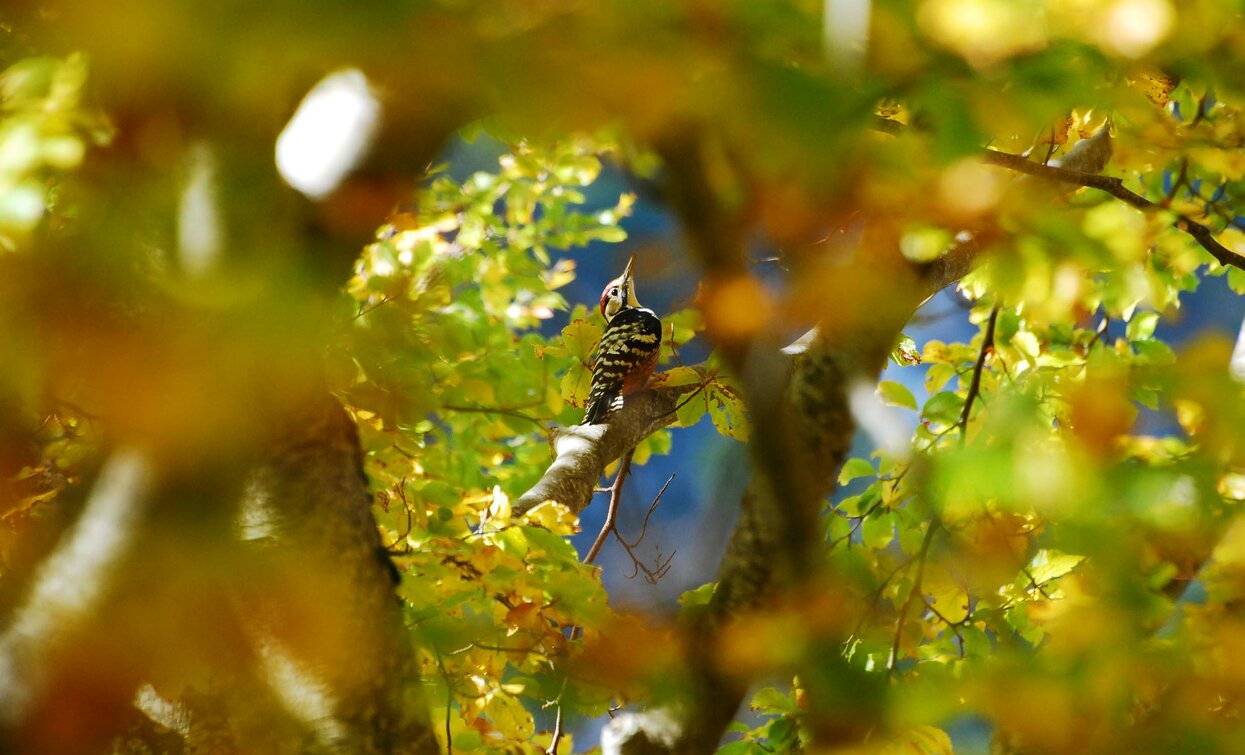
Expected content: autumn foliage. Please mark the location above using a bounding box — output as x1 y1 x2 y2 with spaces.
6 2 1245 754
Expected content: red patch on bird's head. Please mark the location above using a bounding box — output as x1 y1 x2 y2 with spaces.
600 276 624 319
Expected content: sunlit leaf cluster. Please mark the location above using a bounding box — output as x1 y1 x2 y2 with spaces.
0 53 108 249
333 133 754 750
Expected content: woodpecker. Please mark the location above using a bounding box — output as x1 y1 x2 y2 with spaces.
581 255 662 425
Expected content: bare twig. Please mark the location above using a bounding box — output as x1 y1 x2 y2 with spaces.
382 479 416 554
1189 89 1213 128
617 473 676 549
549 451 636 755
435 652 454 755
440 403 547 429
583 451 634 566
615 473 676 583
1086 314 1111 352
546 701 565 755
353 295 395 320
957 305 1000 444
1162 157 1189 205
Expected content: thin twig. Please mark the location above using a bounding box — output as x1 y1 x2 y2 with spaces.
1189 89 1213 128
582 451 634 566
550 451 636 755
441 403 547 429
1162 157 1189 206
617 473 675 549
435 651 454 754
1041 126 1059 166
383 479 416 554
614 473 676 583
887 521 937 680
957 305 1000 444
1086 314 1111 352
354 295 394 320
546 700 565 755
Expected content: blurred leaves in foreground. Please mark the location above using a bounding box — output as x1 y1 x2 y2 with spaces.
7 1 1245 754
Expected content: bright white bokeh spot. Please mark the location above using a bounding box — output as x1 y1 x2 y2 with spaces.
850 379 911 460
275 69 380 200
824 0 872 71
1103 0 1173 58
178 142 222 276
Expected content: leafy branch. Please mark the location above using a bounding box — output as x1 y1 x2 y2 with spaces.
875 115 1245 271
887 521 938 681
977 148 1245 270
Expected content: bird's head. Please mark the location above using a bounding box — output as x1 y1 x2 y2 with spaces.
599 255 640 322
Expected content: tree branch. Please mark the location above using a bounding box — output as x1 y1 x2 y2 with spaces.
979 148 1245 270
874 116 1245 271
514 382 700 516
957 305 1000 443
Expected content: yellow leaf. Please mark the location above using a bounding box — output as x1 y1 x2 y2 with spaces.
651 366 702 389
927 582 970 625
521 501 580 536
561 319 602 363
1128 71 1177 107
461 379 496 405
561 360 593 407
543 258 577 290
892 725 954 755
708 381 750 442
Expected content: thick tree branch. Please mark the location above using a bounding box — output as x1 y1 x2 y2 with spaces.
514 383 700 516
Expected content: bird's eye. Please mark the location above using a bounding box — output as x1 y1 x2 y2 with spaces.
610 287 619 296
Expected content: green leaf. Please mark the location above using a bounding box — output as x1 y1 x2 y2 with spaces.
658 366 703 388
1228 266 1245 294
494 528 530 558
679 582 716 619
961 625 992 658
452 730 484 751
1011 330 1041 362
1027 549 1085 586
675 389 707 428
766 717 797 748
1133 339 1175 366
877 380 918 410
925 362 957 394
1126 310 1159 341
632 428 672 465
922 391 964 425
838 458 876 486
861 512 895 550
750 687 798 715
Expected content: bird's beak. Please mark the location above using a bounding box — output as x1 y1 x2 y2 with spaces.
620 255 636 302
